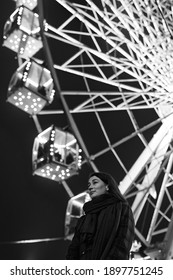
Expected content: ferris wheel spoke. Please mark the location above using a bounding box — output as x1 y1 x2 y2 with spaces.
44 0 173 257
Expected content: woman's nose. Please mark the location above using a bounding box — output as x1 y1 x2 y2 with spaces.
88 185 93 191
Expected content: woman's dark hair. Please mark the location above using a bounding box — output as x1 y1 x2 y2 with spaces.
88 172 126 201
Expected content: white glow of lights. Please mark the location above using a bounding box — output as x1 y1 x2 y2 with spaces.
26 78 38 88
32 125 82 182
44 78 54 88
15 0 37 9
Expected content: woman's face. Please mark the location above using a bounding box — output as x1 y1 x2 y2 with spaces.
88 175 107 199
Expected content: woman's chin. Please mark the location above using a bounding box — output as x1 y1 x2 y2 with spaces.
90 193 97 199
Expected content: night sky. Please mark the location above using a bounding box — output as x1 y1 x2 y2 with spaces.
0 0 161 260
0 0 73 260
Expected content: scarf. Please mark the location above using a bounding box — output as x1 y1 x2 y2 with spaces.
80 193 122 259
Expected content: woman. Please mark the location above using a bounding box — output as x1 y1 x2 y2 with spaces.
66 172 135 260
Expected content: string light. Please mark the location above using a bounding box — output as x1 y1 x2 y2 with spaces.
14 0 38 10
7 59 54 115
3 5 42 58
32 125 83 182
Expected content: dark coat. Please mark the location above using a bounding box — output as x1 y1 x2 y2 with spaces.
66 195 135 260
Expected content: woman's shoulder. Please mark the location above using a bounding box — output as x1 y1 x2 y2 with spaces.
75 214 86 229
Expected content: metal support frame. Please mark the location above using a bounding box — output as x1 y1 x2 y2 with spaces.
5 0 173 256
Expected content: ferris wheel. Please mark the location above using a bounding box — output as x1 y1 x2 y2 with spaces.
3 0 173 259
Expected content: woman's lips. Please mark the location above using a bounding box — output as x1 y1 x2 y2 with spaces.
89 190 95 195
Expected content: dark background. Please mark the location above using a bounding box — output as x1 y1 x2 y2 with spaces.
0 0 73 260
